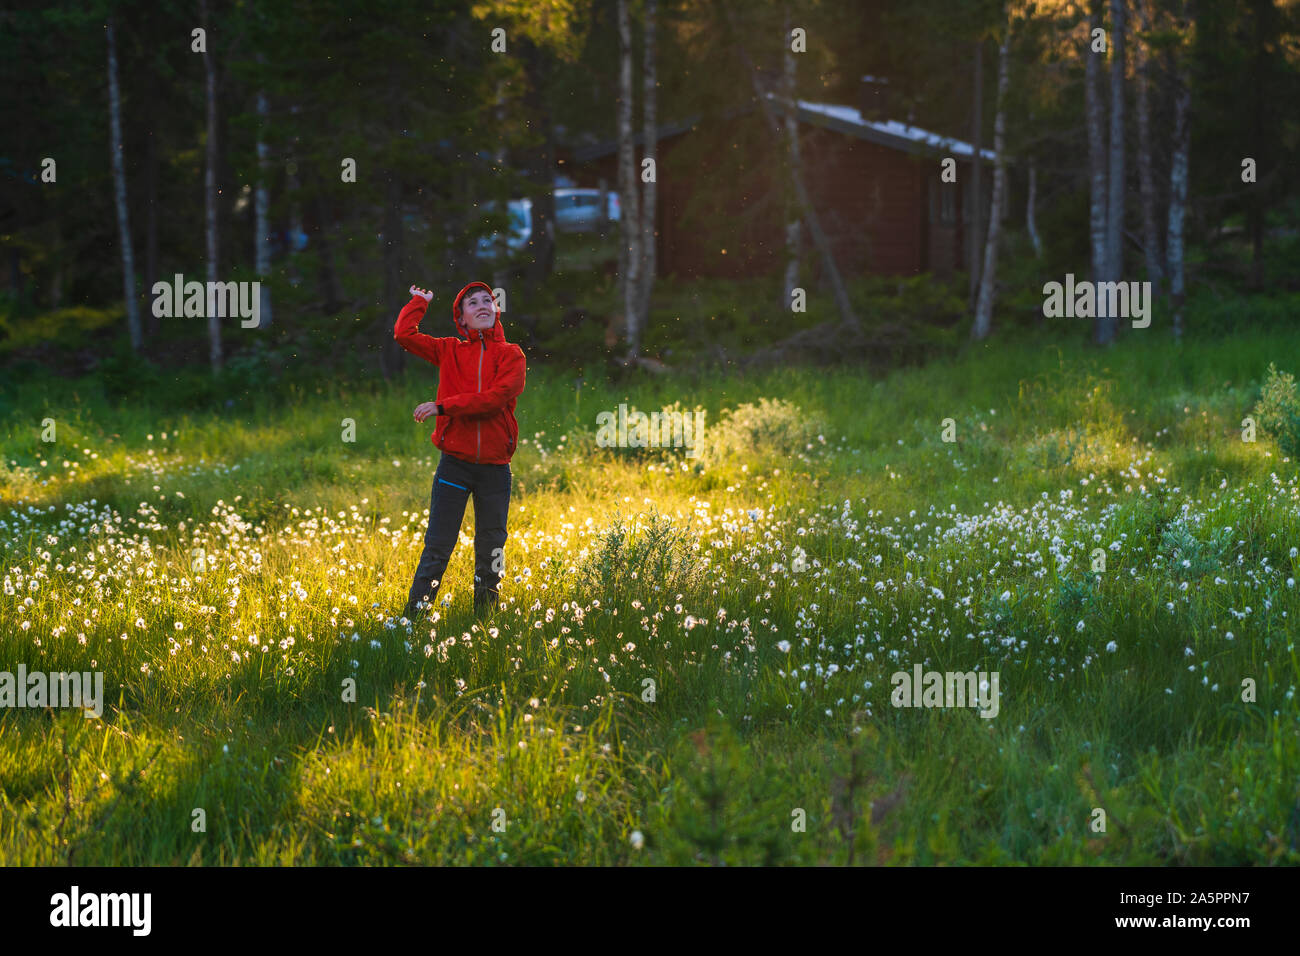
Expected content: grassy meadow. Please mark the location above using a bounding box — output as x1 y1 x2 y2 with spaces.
2 323 1300 865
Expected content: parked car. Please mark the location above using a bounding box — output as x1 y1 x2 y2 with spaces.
474 198 533 261
554 188 620 234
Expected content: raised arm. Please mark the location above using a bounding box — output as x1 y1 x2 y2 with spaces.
393 285 446 366
437 345 526 417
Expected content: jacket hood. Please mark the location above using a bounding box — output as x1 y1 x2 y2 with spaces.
452 281 505 343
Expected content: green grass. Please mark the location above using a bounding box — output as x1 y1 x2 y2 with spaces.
3 322 1300 865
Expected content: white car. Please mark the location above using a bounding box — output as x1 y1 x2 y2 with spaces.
554 188 620 234
474 198 533 260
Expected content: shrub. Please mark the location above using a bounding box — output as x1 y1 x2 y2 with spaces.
1252 362 1300 459
578 399 708 462
575 511 706 600
703 396 821 466
97 342 161 402
0 304 121 354
1159 517 1231 579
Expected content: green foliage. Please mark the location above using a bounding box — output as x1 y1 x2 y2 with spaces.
1053 573 1099 620
5 320 1300 865
575 510 706 600
1252 362 1300 459
653 720 797 865
703 396 821 465
96 341 162 402
0 304 121 354
1159 517 1232 579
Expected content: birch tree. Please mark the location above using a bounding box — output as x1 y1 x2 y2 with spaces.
781 1 802 307
254 86 272 330
1104 0 1126 321
201 0 222 371
1026 163 1042 257
1084 0 1112 345
1134 0 1162 297
617 0 642 356
968 38 984 307
106 14 142 352
972 15 1011 341
144 104 160 341
723 1 859 332
636 0 658 332
1166 4 1192 339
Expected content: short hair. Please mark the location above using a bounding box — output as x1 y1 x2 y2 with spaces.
457 283 494 316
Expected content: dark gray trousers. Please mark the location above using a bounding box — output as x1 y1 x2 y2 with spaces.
405 452 511 615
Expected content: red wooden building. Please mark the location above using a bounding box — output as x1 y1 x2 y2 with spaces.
562 84 995 281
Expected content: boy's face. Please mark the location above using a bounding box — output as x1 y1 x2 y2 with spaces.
462 289 496 330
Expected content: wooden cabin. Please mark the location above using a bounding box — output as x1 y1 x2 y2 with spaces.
562 80 995 281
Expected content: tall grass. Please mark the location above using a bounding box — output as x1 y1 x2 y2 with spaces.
3 323 1300 864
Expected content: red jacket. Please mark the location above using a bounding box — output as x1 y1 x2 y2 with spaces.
394 281 526 465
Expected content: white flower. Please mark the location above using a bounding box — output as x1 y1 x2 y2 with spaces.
1105 641 1118 652
1076 620 1085 632
629 830 645 850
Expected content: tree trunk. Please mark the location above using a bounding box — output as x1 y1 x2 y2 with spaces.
255 83 273 329
1026 163 1042 257
1167 67 1191 339
726 6 859 331
617 0 642 357
49 217 65 309
972 21 1011 341
1248 0 1267 289
968 39 984 307
1135 0 1162 297
1085 0 1111 345
145 117 160 340
286 163 302 287
781 1 802 306
1105 0 1126 309
636 0 658 331
597 175 610 238
51 258 63 310
106 15 142 352
521 38 556 290
201 0 222 371
380 173 406 378
310 190 342 313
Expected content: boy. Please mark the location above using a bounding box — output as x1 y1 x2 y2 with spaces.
394 281 526 620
